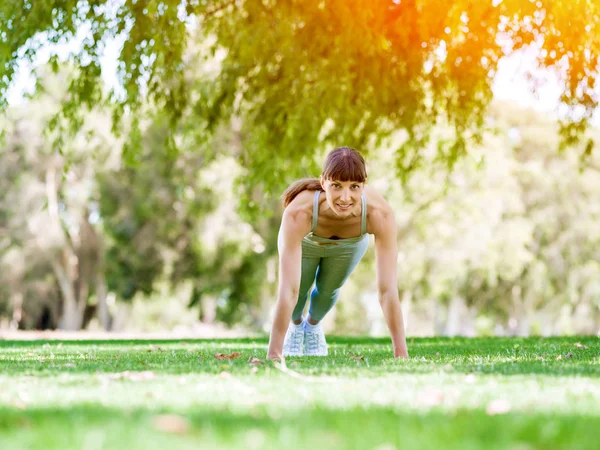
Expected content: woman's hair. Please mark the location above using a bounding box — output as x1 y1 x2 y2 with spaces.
282 147 367 208
322 146 367 182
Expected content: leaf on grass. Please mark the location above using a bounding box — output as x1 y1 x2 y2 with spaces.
214 352 242 361
12 399 27 410
152 414 190 434
129 371 156 381
486 399 511 415
575 343 589 349
565 352 573 359
12 392 29 410
556 354 562 360
148 345 166 352
108 371 156 381
248 357 263 365
350 355 365 361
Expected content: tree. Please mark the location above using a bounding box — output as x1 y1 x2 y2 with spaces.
0 72 113 330
1 1 598 201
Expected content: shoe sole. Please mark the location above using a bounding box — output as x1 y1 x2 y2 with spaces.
304 351 328 356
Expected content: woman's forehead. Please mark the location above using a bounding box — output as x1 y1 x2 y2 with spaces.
325 179 364 185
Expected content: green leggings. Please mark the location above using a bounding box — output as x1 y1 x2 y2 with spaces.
292 233 369 321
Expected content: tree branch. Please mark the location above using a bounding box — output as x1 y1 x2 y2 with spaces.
203 0 236 19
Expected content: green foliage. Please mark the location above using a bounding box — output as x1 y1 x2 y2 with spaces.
2 0 599 198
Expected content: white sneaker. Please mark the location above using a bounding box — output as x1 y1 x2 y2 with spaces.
282 322 305 356
304 323 328 356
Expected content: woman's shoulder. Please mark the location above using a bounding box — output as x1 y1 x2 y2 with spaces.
364 185 395 232
364 185 392 211
283 189 318 221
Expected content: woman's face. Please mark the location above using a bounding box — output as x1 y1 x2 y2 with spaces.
320 177 364 217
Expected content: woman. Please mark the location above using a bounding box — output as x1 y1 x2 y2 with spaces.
267 147 409 359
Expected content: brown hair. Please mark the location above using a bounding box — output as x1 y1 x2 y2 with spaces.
282 147 367 208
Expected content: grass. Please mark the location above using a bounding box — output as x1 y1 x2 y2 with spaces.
0 336 598 449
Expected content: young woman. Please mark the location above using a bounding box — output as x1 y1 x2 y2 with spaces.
267 147 409 359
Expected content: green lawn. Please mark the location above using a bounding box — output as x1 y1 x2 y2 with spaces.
0 336 598 450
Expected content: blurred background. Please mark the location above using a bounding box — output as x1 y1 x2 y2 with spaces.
1 0 599 337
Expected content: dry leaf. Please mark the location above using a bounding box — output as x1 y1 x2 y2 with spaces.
486 399 511 415
152 414 190 434
417 389 444 407
148 345 166 352
556 354 562 360
12 400 27 410
214 352 242 361
108 371 156 381
575 343 589 349
129 371 156 381
565 352 573 359
248 357 263 365
350 355 365 361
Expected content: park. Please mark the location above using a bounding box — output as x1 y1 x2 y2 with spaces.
1 1 599 449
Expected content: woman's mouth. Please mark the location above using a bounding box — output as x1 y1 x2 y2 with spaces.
336 203 352 211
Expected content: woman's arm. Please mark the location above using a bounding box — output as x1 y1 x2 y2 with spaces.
373 206 409 359
267 207 310 360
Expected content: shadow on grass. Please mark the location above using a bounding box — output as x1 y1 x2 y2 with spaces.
0 404 599 450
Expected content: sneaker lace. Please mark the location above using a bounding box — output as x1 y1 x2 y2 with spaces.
305 331 320 352
287 328 303 353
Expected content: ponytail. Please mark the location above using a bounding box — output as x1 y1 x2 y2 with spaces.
282 178 323 208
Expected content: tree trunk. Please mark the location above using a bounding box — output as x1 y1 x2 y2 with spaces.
444 296 465 336
400 290 412 334
433 301 446 335
96 273 111 330
52 260 83 330
9 290 23 330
